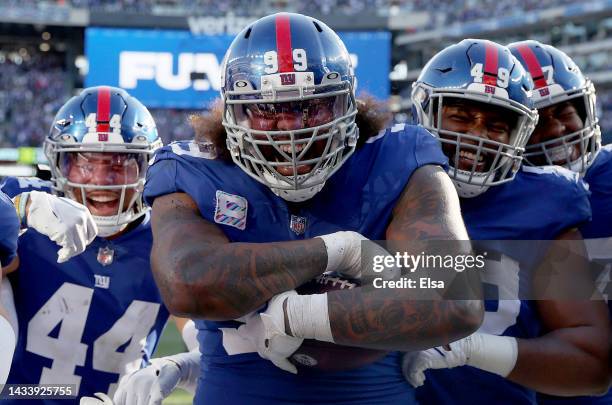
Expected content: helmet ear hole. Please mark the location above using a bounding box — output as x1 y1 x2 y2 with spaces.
56 119 71 128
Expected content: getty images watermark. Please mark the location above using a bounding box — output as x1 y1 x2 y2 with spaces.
358 239 605 301
370 251 487 289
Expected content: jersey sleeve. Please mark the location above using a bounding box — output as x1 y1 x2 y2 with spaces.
0 176 53 198
522 165 591 233
413 125 448 169
563 175 591 229
545 165 592 229
143 154 179 207
0 191 19 267
144 142 218 208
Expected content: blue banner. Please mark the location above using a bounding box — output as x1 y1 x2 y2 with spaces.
85 28 390 109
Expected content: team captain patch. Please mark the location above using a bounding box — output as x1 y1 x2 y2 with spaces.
214 190 248 230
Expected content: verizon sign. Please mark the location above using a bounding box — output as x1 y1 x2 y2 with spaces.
187 14 257 36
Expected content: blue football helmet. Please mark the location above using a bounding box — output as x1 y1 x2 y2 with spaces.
508 40 600 173
45 86 162 236
412 39 538 197
221 12 358 202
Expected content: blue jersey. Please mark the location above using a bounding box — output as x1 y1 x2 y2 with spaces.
416 165 591 405
579 145 612 311
144 124 447 405
538 146 612 405
0 177 169 404
581 145 612 240
0 191 19 267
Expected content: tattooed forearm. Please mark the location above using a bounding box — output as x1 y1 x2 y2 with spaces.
176 240 326 319
151 192 327 320
323 165 482 349
328 289 481 351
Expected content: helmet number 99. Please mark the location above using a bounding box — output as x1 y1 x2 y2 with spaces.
470 63 510 88
263 49 308 74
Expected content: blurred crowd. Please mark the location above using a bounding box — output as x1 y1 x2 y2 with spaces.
599 91 612 144
0 47 198 148
151 109 196 145
388 0 578 27
0 51 70 148
0 44 610 148
5 0 590 24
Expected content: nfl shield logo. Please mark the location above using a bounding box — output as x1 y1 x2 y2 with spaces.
97 246 114 266
484 85 496 95
539 88 550 97
290 215 307 235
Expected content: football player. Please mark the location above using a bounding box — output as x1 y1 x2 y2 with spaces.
1 86 171 404
2 177 99 384
509 40 612 405
131 12 484 405
0 191 20 383
403 39 610 404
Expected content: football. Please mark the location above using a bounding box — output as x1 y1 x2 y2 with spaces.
291 274 389 372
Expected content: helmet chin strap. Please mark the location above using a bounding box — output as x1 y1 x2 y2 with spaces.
565 155 589 176
262 169 328 203
91 210 135 238
449 168 491 198
454 182 490 198
271 183 326 203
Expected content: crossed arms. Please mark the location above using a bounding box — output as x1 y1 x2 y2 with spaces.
150 165 483 351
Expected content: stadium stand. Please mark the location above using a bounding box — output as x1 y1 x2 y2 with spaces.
0 0 609 147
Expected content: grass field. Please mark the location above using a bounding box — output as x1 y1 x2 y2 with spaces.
153 320 195 405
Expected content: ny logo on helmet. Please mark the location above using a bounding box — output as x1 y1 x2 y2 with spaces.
280 73 296 86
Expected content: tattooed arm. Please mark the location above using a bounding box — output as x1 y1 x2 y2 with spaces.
150 192 328 320
507 229 610 395
324 165 484 351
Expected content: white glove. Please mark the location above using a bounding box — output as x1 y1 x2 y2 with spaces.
316 231 367 278
316 231 399 280
244 290 304 374
113 351 200 405
402 340 470 387
402 333 518 387
80 393 114 405
181 319 199 351
20 191 98 263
